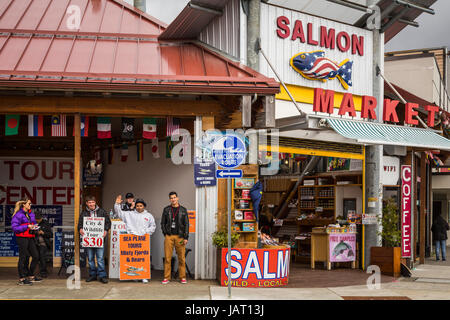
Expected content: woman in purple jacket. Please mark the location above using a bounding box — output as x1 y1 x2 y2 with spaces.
11 198 42 285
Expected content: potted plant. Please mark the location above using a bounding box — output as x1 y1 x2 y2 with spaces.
370 198 402 277
212 228 240 283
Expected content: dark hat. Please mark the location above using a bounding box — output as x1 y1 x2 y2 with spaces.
135 198 147 207
125 193 134 199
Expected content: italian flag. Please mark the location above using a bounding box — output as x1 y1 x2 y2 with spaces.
97 117 111 139
143 118 157 139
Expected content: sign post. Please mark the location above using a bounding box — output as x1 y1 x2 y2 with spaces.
212 134 246 298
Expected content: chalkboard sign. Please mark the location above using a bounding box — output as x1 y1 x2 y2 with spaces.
0 232 19 256
60 230 86 268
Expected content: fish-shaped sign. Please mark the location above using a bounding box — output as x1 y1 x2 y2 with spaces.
290 51 353 90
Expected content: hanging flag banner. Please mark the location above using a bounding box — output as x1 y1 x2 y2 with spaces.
166 137 174 159
121 144 129 162
97 117 112 139
151 139 160 159
143 118 157 139
137 140 144 161
28 115 44 137
401 165 412 258
166 116 180 137
73 116 89 137
5 115 20 136
108 144 114 165
121 118 135 140
51 115 66 137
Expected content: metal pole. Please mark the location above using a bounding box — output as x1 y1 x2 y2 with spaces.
227 177 232 298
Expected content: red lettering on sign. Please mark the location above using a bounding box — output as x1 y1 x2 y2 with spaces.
361 95 377 120
313 88 335 114
7 186 20 204
320 26 335 49
42 161 57 180
53 187 67 205
338 93 356 117
291 20 305 42
21 161 39 181
4 161 19 180
336 31 350 52
405 103 419 125
424 105 439 127
276 16 290 39
307 23 318 45
351 35 364 56
383 99 400 123
59 161 74 180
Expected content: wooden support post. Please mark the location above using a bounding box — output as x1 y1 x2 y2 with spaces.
74 114 81 277
241 95 251 128
263 95 275 128
420 152 426 264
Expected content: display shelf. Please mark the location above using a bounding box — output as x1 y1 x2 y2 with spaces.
231 165 259 249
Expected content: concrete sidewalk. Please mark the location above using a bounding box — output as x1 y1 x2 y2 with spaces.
2 263 450 300
1 276 450 300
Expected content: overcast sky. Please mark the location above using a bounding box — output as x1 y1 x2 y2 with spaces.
385 0 450 53
126 0 449 53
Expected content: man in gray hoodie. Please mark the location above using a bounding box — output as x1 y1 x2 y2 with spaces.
114 195 156 283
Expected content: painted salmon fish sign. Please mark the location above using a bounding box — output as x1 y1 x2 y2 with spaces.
290 51 353 90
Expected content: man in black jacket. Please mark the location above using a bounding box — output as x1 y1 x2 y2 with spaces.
432 213 450 261
78 196 111 283
161 191 189 284
35 212 52 278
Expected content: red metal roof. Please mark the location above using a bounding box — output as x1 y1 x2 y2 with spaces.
0 0 279 95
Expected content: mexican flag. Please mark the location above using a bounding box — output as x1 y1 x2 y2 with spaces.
97 117 111 139
143 118 157 139
5 115 20 136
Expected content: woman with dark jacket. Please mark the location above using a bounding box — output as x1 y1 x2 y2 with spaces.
11 199 42 285
431 214 450 261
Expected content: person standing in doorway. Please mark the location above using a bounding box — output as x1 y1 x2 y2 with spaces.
34 212 52 278
78 196 111 283
161 191 189 284
432 213 450 261
11 198 42 285
121 193 135 211
114 195 156 284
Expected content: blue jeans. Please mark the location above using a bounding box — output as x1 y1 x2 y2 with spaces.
435 240 447 260
86 247 107 278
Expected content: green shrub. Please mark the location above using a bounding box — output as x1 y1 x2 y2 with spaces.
378 198 401 247
212 228 240 248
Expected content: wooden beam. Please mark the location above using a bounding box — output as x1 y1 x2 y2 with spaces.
74 114 81 281
202 116 215 130
0 95 224 117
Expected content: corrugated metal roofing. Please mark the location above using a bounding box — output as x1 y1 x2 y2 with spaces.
0 0 279 94
327 118 450 150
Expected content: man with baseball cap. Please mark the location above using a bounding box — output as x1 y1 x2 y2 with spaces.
121 193 135 211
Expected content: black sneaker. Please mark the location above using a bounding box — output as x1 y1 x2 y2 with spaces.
30 277 43 282
437 258 440 261
86 275 97 282
18 279 33 285
99 277 109 284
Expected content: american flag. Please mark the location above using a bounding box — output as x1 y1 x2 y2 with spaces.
166 117 180 137
51 115 66 137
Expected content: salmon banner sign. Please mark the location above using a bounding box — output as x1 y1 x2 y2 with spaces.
119 234 151 280
220 247 290 287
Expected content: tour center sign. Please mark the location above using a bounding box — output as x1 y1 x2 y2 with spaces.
82 217 105 248
119 234 151 280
